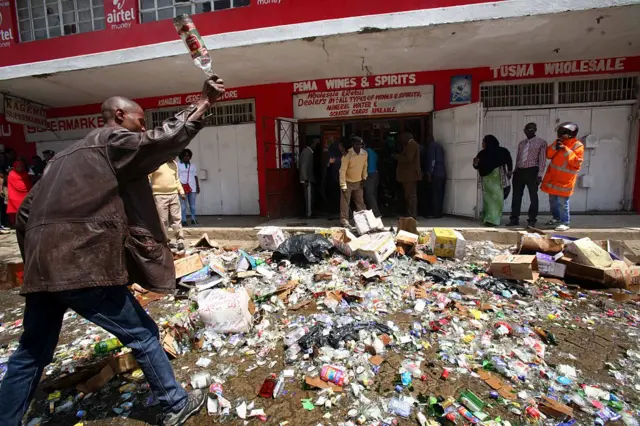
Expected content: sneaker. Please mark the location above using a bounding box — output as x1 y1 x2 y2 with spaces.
545 219 559 226
527 220 537 228
161 389 206 426
555 224 570 232
190 219 199 226
181 221 188 227
340 221 350 228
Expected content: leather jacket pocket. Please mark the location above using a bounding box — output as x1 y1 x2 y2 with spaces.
125 227 175 294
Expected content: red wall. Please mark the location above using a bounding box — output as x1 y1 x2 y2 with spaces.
3 56 640 214
1 0 499 67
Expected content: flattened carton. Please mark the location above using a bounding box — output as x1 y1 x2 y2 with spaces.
430 228 466 259
357 232 396 263
490 255 539 281
565 238 613 269
257 227 286 251
332 229 370 257
559 257 640 292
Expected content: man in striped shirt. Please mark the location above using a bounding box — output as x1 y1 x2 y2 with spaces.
508 122 547 227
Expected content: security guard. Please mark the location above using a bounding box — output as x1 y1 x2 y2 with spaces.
540 122 583 231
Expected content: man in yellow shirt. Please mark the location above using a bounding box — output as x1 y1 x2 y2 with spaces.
149 159 186 251
339 136 368 227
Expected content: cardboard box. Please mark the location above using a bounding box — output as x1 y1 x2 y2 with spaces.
490 255 539 281
357 232 396 263
332 229 370 257
109 352 140 374
430 228 466 259
518 233 564 254
565 238 613 269
174 254 204 279
353 210 383 235
539 396 574 418
559 257 640 291
257 227 286 251
395 230 419 255
398 217 418 235
76 364 115 394
536 253 566 279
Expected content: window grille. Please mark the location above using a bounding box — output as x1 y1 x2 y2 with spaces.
16 0 104 42
140 0 249 23
558 77 637 104
147 100 255 128
480 83 554 108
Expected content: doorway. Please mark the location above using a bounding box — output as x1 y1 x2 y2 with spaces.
299 115 430 217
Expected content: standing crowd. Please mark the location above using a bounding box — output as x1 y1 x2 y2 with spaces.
474 121 583 231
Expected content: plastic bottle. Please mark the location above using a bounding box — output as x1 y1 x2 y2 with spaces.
400 360 422 378
320 365 348 386
285 343 301 360
388 397 412 417
173 14 213 77
94 338 122 355
284 327 308 347
621 411 639 426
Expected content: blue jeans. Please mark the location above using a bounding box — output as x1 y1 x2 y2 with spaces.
181 192 197 224
0 286 187 425
549 194 570 225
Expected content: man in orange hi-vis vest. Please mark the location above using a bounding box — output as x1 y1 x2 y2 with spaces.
540 122 584 232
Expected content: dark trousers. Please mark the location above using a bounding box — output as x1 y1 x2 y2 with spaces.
0 286 188 425
401 181 418 218
302 182 314 217
364 172 381 217
510 167 539 223
427 176 446 218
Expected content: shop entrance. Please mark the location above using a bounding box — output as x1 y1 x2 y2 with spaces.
299 115 431 218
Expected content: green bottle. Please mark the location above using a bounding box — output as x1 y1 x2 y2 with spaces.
94 338 123 355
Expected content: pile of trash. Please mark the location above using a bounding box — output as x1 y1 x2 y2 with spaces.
1 212 640 426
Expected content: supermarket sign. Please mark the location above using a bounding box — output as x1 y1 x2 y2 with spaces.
4 96 47 129
25 114 104 142
293 85 434 119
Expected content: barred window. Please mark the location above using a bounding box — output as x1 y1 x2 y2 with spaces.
558 77 637 104
140 0 250 23
147 100 255 128
17 0 105 42
481 83 554 108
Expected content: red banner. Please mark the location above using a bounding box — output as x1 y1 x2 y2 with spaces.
0 0 15 48
104 0 138 31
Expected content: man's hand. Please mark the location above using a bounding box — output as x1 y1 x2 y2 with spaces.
536 176 543 185
360 181 365 189
341 186 347 192
473 158 480 167
196 186 201 195
426 173 432 183
180 193 186 200
200 75 225 104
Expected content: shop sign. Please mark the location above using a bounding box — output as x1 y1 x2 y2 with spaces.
489 57 628 80
4 96 47 129
293 85 434 120
0 0 14 48
25 114 104 142
294 73 418 93
105 0 137 30
155 90 240 108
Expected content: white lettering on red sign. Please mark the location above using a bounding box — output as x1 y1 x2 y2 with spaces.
293 85 433 119
0 2 15 48
490 57 627 79
543 58 625 76
159 90 239 107
293 73 418 93
106 0 136 30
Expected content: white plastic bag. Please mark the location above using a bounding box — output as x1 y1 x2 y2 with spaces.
197 287 254 333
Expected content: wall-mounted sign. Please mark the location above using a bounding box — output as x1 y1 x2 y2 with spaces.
293 85 434 120
489 57 628 80
0 0 15 49
25 114 104 142
4 96 47 129
450 75 472 104
105 0 137 30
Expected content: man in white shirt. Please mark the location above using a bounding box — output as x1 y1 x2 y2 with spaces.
178 148 200 226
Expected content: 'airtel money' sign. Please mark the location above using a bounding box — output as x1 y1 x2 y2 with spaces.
106 0 137 30
0 1 15 48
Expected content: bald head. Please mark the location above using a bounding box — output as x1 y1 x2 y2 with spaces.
101 96 146 132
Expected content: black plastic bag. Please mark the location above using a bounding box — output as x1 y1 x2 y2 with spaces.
273 234 333 263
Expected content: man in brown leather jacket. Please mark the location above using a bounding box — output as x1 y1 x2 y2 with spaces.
0 77 225 426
